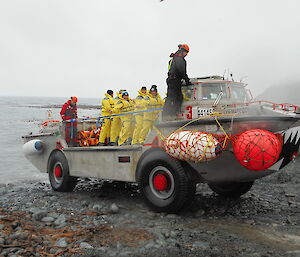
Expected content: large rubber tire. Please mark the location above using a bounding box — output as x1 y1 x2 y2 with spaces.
48 151 78 192
208 181 254 197
136 149 191 213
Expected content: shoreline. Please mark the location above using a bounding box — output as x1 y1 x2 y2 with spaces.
0 167 299 257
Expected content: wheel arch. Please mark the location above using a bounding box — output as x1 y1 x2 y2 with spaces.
47 149 66 173
136 147 201 183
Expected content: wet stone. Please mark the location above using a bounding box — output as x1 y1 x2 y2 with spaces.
32 210 48 221
92 204 103 211
55 237 68 248
10 232 29 240
41 216 55 223
79 242 93 249
110 203 119 214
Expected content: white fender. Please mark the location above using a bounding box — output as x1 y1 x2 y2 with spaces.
23 140 44 155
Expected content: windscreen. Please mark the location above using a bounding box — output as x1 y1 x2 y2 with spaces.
231 85 249 102
201 83 227 100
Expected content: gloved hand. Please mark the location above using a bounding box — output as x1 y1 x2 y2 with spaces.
186 79 192 86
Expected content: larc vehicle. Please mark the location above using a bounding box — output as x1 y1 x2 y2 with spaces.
23 76 300 213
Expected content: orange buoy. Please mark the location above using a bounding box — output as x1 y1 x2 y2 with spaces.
233 129 282 171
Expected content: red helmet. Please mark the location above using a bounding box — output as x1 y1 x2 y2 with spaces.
178 44 189 52
71 96 78 103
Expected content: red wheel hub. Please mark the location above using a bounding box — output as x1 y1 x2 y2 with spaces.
153 174 168 191
54 165 62 178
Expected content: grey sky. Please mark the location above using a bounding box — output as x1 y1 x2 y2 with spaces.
0 0 299 98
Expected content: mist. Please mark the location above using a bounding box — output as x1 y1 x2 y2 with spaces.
0 0 300 100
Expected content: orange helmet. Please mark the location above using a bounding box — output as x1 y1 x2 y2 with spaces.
71 96 78 102
178 44 189 52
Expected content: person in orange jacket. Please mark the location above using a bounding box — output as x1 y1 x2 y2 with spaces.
60 96 78 146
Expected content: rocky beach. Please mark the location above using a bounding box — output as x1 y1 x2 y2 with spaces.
0 159 299 257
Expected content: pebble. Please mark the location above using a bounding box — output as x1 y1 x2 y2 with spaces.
10 232 29 240
110 203 119 213
55 237 68 248
54 214 67 226
41 216 55 222
32 210 48 221
93 204 103 211
79 242 94 249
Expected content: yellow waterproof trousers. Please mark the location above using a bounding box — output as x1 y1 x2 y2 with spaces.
131 115 144 144
118 119 132 145
139 120 154 144
99 118 111 144
110 116 121 143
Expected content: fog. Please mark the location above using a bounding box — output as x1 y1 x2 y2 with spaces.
0 0 300 100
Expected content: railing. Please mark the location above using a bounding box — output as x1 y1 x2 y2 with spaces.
227 100 299 113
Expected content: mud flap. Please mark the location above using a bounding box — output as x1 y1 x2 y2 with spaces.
269 125 300 171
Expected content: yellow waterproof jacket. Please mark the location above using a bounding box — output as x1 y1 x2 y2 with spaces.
101 93 114 117
134 90 149 114
112 96 135 121
113 94 122 115
144 93 164 121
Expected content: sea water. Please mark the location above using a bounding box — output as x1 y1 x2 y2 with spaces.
0 96 100 184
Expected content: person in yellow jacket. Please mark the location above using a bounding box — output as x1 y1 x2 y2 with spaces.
131 86 148 145
98 90 114 146
139 85 164 144
109 89 126 146
112 91 135 146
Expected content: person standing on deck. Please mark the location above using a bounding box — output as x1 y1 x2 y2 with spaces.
112 91 135 146
110 89 126 146
60 96 78 146
98 90 114 146
131 86 148 145
139 85 164 144
162 44 191 119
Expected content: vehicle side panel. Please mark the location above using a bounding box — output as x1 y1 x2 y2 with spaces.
63 146 143 182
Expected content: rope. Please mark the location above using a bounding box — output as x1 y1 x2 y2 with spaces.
64 108 164 122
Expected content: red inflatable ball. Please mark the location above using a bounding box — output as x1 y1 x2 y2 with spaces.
233 129 282 171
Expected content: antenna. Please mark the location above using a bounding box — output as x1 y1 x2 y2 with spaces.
222 69 226 80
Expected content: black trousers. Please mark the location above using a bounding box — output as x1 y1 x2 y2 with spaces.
162 78 183 118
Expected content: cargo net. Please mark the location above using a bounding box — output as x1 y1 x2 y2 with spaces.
230 129 282 171
163 130 229 162
78 127 101 147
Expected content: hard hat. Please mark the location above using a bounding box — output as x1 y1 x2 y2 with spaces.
178 44 189 52
71 96 78 102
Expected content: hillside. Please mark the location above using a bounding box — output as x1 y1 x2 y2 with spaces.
255 82 300 105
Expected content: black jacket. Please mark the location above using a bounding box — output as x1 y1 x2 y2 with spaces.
167 50 190 84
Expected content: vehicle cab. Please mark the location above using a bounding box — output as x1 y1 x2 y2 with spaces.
180 75 253 119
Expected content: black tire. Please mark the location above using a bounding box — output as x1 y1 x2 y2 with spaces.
208 181 254 197
136 148 191 213
48 151 78 192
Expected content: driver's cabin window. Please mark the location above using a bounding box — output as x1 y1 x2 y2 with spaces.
182 85 197 101
201 83 227 100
